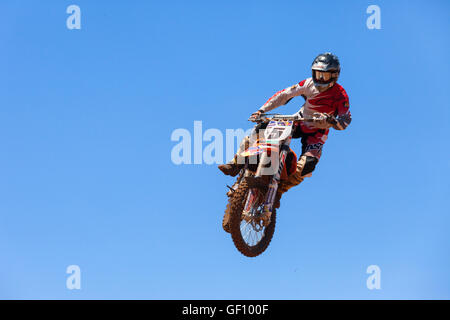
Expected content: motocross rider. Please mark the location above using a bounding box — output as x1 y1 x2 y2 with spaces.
219 52 352 213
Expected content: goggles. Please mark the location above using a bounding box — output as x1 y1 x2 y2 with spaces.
313 70 333 84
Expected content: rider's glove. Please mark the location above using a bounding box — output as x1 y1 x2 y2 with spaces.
249 110 264 121
310 112 336 129
332 112 352 130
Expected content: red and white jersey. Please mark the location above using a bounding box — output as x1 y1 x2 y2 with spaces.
260 78 352 132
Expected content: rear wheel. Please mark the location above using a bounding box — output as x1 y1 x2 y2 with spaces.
228 180 277 257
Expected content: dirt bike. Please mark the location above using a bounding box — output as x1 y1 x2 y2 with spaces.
223 112 306 257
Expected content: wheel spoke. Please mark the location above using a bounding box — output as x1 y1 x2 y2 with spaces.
229 181 276 257
243 223 252 241
240 208 267 247
237 187 273 248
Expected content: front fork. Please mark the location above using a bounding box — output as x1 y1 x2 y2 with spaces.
242 137 292 220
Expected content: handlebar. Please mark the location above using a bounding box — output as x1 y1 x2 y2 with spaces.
249 113 337 124
248 113 305 123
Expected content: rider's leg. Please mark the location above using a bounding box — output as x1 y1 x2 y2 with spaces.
218 122 268 176
274 155 319 208
218 135 249 176
274 131 326 208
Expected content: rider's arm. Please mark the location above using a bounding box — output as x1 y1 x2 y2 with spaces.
259 81 306 113
332 91 352 130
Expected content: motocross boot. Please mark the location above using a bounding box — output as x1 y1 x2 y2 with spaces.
218 136 251 177
218 157 244 177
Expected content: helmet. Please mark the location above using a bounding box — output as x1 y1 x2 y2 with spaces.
311 52 340 88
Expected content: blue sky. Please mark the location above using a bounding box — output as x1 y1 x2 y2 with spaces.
0 0 449 299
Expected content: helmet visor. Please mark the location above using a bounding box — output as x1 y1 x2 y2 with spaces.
313 70 332 82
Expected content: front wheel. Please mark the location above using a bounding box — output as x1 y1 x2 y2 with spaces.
228 180 277 257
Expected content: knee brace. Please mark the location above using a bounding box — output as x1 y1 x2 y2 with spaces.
278 155 319 193
301 156 318 177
